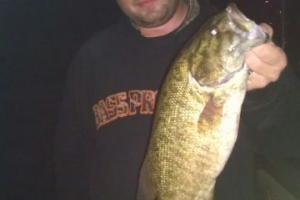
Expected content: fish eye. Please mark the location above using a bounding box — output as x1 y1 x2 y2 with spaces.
210 28 218 36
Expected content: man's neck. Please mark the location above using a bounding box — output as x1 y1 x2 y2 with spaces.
139 1 189 38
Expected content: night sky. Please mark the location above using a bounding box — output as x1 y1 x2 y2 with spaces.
1 0 299 199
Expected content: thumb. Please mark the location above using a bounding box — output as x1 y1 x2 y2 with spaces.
259 23 274 40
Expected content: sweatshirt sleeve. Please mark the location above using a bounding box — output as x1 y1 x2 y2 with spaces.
241 66 300 157
54 51 91 200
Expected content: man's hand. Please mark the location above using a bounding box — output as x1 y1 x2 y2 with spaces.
245 23 287 91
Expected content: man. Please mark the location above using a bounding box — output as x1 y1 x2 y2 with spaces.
55 0 292 199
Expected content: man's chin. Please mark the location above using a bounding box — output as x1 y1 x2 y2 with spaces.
133 13 173 28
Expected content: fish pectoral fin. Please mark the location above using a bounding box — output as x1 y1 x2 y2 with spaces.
197 96 224 133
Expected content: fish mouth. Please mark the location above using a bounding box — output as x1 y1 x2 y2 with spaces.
226 3 269 45
226 3 254 33
226 3 251 25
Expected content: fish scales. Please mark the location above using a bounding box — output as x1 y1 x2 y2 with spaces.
137 3 268 200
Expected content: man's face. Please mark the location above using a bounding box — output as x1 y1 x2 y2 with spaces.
117 0 180 28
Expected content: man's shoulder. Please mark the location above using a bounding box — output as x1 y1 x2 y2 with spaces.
68 18 134 74
80 19 130 53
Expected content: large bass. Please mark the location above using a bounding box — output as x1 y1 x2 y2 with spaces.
137 3 268 200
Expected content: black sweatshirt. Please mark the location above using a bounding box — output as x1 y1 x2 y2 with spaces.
54 2 300 200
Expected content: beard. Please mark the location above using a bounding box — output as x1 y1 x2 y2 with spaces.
127 0 180 28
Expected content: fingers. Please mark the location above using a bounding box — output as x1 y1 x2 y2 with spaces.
246 45 286 81
247 71 271 90
245 23 288 91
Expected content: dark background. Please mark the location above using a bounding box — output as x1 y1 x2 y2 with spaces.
1 0 299 199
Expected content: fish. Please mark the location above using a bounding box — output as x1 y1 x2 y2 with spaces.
136 3 269 200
